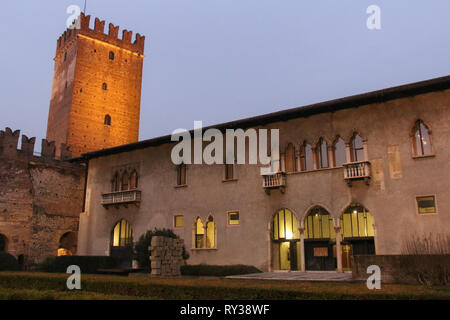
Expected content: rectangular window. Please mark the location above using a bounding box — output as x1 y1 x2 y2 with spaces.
225 164 234 180
228 211 239 225
174 215 184 228
416 196 437 214
177 164 186 186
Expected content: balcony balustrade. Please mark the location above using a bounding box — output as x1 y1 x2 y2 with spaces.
102 189 141 207
343 161 371 186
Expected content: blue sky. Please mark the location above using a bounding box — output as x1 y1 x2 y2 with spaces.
0 1 449 150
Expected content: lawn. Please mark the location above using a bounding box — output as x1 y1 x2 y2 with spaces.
0 272 448 300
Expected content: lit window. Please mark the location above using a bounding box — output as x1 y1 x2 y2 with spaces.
228 212 239 225
174 215 184 228
206 216 215 248
412 120 433 156
112 219 133 247
304 206 334 240
194 217 204 248
416 196 436 214
109 51 115 60
272 209 300 240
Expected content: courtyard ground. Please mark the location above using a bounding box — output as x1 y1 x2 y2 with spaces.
0 272 448 300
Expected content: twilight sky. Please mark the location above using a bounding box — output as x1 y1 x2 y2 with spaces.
1 1 449 151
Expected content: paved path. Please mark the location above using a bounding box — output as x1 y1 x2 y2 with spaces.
226 271 354 282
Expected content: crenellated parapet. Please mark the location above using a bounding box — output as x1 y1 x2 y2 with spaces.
56 13 146 57
0 128 75 162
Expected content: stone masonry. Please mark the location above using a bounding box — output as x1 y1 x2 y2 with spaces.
0 128 85 267
149 236 184 276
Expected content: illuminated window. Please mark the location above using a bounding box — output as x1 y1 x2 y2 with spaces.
300 142 314 171
416 196 436 214
272 209 300 241
112 219 133 247
206 216 215 248
227 212 239 225
333 137 346 167
350 133 365 162
109 51 115 60
104 114 111 126
412 120 433 156
57 248 72 256
194 217 204 248
316 138 329 169
177 164 186 186
174 215 184 228
304 207 334 240
102 83 108 90
340 205 374 239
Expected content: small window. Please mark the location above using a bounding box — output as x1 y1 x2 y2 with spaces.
317 138 329 169
412 120 433 156
194 217 204 248
350 133 365 162
416 196 437 214
228 212 239 225
174 215 184 228
333 137 346 167
109 51 115 60
65 81 68 89
177 164 186 186
104 114 111 126
102 83 108 90
64 52 67 61
206 216 215 248
225 164 234 180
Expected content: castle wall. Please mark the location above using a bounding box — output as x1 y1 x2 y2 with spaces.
78 88 450 272
0 129 85 266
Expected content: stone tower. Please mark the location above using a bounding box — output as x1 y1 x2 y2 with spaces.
46 13 145 157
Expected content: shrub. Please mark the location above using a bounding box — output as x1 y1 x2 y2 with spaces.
181 264 262 277
400 233 450 286
134 228 189 272
38 256 117 274
0 252 19 271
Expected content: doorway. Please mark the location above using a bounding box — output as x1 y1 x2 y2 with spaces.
272 209 301 271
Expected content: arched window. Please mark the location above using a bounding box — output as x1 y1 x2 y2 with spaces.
272 209 300 241
333 137 346 167
57 232 77 256
177 163 186 186
0 234 7 252
206 216 215 248
285 143 296 173
112 219 133 247
109 51 115 60
304 206 335 240
316 138 329 169
111 172 120 192
102 82 108 90
340 205 374 239
121 172 129 191
104 114 111 126
130 170 138 189
194 217 204 248
412 120 432 156
350 133 364 162
300 142 314 171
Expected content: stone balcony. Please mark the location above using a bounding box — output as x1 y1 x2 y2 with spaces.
343 161 371 186
102 190 141 207
262 172 286 195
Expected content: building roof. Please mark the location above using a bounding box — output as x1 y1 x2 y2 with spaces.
80 75 450 160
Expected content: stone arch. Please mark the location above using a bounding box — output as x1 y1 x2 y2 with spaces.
57 231 77 256
110 219 134 268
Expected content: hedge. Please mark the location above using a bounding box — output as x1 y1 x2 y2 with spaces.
180 264 262 277
0 252 19 271
38 256 118 274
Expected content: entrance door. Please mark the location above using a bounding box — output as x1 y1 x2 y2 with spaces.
279 241 299 270
304 241 336 271
289 241 298 271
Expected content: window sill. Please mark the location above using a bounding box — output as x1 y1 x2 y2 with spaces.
174 184 187 189
412 154 435 159
222 179 238 183
416 212 438 216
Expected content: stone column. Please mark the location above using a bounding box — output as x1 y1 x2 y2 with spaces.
295 150 301 172
203 225 208 248
334 226 343 273
299 227 305 272
280 153 286 172
345 143 352 163
328 146 335 168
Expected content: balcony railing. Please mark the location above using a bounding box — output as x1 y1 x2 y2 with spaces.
102 190 142 207
262 172 286 194
343 161 371 185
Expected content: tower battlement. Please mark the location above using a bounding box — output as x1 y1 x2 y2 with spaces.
56 13 145 57
0 128 75 162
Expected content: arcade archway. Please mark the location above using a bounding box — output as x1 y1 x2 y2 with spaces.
271 209 301 270
110 219 134 268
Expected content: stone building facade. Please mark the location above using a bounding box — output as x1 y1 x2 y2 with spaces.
0 128 85 267
46 13 145 157
77 76 450 272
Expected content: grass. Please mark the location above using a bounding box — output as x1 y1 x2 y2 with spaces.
0 272 449 300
